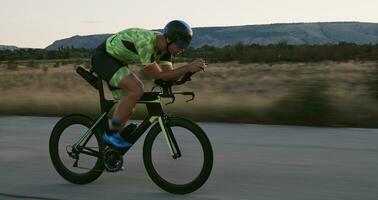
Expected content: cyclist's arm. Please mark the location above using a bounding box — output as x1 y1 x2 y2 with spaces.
144 62 189 81
159 53 174 72
161 65 173 72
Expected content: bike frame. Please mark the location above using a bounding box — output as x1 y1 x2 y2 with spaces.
72 79 181 159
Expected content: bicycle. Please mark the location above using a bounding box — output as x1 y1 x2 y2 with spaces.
49 66 213 194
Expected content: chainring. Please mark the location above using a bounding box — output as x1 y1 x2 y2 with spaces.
103 146 124 172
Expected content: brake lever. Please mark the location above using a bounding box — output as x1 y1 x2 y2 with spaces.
182 92 195 102
151 85 158 92
165 96 176 105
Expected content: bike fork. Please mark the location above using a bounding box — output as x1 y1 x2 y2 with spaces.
152 116 181 159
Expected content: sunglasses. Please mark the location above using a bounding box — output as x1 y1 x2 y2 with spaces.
175 38 190 49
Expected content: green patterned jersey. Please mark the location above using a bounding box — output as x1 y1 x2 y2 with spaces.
106 28 172 66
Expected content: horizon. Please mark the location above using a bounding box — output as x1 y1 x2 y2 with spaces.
2 21 377 49
1 0 378 48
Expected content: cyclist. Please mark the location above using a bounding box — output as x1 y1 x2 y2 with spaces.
91 20 207 149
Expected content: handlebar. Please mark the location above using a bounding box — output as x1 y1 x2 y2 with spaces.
152 72 196 105
154 72 194 87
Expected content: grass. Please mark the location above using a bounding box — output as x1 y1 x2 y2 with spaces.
1 60 378 127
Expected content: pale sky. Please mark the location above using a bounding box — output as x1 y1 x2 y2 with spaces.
1 0 377 48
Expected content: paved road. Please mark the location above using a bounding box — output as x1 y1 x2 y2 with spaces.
0 116 378 200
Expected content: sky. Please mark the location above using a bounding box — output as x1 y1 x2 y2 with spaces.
1 0 377 48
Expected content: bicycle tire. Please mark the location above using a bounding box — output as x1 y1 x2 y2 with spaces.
49 114 105 184
143 117 213 194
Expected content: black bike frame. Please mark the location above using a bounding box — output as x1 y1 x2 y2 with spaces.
73 79 181 159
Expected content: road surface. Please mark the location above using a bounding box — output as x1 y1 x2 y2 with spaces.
0 116 377 200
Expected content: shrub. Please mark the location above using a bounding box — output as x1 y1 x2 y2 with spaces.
7 60 18 70
269 79 334 126
27 60 38 68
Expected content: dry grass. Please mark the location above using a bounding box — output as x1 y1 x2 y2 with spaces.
1 60 378 127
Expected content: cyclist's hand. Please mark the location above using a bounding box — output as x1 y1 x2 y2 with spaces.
187 59 207 73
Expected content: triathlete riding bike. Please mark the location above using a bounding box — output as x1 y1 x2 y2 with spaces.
91 20 207 149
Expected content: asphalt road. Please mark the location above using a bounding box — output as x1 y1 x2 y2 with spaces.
0 116 378 200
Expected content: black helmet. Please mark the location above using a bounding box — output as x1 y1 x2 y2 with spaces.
163 20 193 48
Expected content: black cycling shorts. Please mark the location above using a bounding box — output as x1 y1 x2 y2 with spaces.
91 42 127 84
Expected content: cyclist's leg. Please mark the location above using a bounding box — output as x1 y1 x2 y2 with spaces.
91 42 135 148
98 70 142 149
91 41 139 127
109 72 144 130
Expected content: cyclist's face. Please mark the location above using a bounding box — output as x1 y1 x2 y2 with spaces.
168 43 184 55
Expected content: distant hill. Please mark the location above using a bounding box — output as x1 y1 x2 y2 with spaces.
0 45 18 50
45 22 378 50
46 34 110 50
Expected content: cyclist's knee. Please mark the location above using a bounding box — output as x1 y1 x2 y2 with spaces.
129 80 144 97
129 85 144 98
118 75 144 98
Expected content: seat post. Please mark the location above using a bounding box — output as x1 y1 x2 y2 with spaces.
97 80 116 114
98 80 107 113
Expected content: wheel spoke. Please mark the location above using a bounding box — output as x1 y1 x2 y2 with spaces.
49 114 105 184
143 117 213 194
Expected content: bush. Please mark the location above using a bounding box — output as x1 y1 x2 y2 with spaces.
53 61 61 68
364 62 378 100
268 79 334 126
27 60 38 68
42 65 49 72
6 60 18 70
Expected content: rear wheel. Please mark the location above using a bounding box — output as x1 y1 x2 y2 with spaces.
49 114 105 184
143 117 213 194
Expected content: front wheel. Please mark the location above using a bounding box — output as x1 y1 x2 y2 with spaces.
143 117 213 194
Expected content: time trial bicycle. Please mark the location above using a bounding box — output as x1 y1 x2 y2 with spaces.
49 66 213 194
